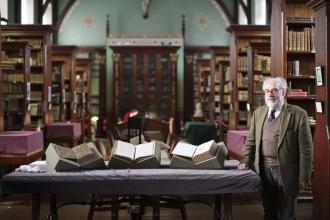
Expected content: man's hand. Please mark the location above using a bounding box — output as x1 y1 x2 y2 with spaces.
238 163 250 170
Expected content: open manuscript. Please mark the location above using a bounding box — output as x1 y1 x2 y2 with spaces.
108 140 161 168
46 142 106 171
170 140 228 169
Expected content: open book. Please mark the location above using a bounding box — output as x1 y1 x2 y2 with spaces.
172 140 218 164
170 140 228 169
46 142 106 171
108 140 161 168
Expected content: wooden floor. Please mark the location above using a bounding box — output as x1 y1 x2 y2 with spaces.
0 194 312 220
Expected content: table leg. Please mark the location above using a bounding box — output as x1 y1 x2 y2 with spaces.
49 193 58 220
31 194 40 220
214 194 222 220
111 195 119 220
223 194 232 220
152 195 160 220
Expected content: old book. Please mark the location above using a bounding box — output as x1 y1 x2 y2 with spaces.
172 140 218 164
170 141 228 169
108 140 161 168
46 142 106 171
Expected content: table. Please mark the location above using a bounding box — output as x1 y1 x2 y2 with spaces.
0 131 44 165
226 130 249 160
184 121 218 145
1 161 260 220
46 122 81 148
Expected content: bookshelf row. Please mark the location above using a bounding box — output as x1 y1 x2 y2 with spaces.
0 25 106 143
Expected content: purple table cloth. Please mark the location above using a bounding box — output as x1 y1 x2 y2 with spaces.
46 122 81 139
226 130 249 159
0 131 43 154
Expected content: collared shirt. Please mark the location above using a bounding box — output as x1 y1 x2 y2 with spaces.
267 104 283 120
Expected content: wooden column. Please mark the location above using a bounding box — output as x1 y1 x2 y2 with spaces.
306 1 330 220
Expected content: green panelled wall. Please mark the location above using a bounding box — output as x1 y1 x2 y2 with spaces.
57 0 234 118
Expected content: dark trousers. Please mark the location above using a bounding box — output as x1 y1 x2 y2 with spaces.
261 166 297 220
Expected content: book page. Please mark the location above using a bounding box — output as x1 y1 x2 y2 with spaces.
113 141 135 161
192 140 218 164
135 142 155 160
53 145 77 161
72 144 94 160
194 140 217 157
172 142 197 158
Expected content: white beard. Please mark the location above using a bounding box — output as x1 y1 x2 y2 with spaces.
265 97 284 109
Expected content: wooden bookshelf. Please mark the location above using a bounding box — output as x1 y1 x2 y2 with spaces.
271 1 316 130
195 58 211 120
1 41 32 130
0 25 2 131
89 49 106 118
210 46 230 141
52 46 78 122
246 42 271 112
183 47 211 122
306 1 329 219
51 61 65 122
271 0 316 204
1 25 54 128
75 58 91 142
111 46 179 122
227 25 271 129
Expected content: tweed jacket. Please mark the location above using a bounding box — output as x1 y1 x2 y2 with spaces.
240 103 313 195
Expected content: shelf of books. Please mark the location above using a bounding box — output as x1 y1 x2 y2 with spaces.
184 47 211 122
227 25 270 130
1 25 54 128
247 42 271 112
1 41 32 130
89 49 106 117
75 58 91 142
195 58 212 120
111 46 178 122
272 1 316 130
210 46 230 141
306 1 330 219
51 61 65 122
271 0 315 202
52 46 77 121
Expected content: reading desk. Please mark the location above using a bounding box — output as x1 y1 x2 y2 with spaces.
1 161 261 220
45 122 81 148
0 131 44 165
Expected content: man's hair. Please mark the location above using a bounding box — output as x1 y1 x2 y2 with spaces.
263 77 288 92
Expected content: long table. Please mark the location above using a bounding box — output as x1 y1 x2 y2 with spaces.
1 164 261 220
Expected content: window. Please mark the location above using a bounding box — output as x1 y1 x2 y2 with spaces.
254 0 267 24
0 0 8 24
42 0 52 25
21 0 34 24
238 0 248 25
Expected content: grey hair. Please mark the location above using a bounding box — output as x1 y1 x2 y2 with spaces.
262 77 288 92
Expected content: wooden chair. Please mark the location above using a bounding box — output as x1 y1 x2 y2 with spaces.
87 117 187 220
143 117 170 143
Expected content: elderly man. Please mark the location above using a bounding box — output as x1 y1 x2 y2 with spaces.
238 77 313 220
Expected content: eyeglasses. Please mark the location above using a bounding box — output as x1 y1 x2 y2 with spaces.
263 88 282 95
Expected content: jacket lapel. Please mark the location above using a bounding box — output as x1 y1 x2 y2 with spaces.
256 106 268 148
278 103 291 148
